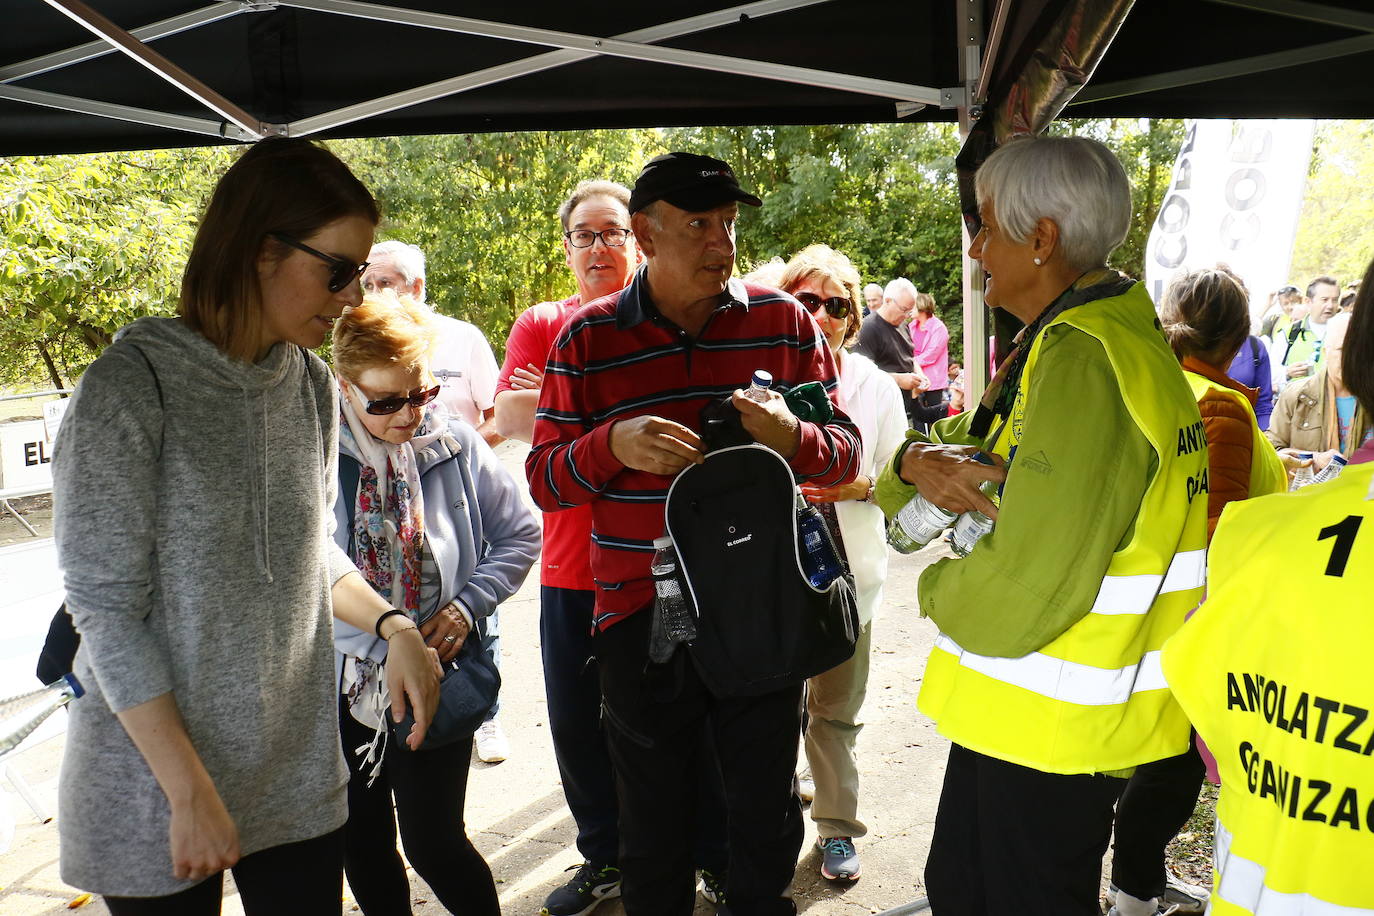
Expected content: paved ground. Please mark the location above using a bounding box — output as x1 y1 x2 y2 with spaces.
0 439 951 915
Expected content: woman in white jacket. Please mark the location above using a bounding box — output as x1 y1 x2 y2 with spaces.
780 245 908 883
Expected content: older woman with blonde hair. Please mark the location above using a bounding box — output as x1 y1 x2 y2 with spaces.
878 135 1209 913
778 244 907 883
330 292 539 915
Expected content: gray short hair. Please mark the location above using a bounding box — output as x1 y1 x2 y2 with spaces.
369 240 426 289
558 180 632 231
863 283 884 297
975 135 1131 270
884 277 918 304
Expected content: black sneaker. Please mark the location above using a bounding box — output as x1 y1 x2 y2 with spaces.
541 862 622 916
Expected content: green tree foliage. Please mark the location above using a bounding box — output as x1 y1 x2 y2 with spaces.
335 130 662 357
1 119 1193 386
1290 120 1374 286
0 149 229 388
664 123 966 359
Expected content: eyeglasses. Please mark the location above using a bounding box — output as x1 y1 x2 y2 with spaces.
563 228 632 249
794 292 853 321
362 385 442 416
269 232 369 293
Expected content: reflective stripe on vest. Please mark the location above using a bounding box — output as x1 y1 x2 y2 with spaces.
1090 548 1207 615
933 633 1166 706
1214 820 1374 915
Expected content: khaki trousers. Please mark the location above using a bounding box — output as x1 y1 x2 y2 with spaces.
804 622 872 839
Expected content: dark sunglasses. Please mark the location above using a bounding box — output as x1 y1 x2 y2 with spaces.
795 292 853 321
363 385 442 416
269 232 369 293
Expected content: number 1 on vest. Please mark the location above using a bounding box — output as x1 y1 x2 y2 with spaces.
1317 515 1363 577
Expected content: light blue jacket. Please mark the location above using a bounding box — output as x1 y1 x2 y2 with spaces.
332 418 540 674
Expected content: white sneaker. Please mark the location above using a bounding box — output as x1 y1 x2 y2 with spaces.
475 719 509 763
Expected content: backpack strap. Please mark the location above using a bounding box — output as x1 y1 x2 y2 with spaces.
1249 335 1262 368
338 454 360 557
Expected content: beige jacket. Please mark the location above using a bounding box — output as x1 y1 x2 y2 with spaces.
1266 367 1371 456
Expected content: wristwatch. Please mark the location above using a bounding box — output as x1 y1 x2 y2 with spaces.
861 476 876 503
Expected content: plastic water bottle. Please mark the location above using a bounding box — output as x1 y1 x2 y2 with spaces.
1290 452 1316 490
949 505 995 558
648 536 696 663
1311 453 1349 485
796 491 846 589
0 674 83 757
949 454 1001 558
743 369 773 403
887 495 957 554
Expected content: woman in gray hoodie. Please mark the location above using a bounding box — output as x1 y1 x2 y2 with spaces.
51 139 439 914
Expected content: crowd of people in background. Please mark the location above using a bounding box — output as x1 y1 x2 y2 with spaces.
43 133 1373 916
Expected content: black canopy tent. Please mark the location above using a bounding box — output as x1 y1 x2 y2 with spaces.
6 0 1372 154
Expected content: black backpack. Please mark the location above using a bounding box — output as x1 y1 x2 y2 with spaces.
664 442 859 698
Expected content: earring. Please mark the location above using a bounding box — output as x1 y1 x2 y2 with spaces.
1033 257 1043 266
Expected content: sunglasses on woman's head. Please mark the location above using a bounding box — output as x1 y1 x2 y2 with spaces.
363 385 442 416
269 232 369 293
794 292 853 321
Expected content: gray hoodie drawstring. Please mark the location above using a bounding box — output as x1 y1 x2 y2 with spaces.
242 386 274 583
260 391 273 583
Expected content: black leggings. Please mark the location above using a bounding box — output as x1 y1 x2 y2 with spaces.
1111 738 1207 899
338 697 499 916
103 828 343 916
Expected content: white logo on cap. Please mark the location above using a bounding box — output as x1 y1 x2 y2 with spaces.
700 169 728 178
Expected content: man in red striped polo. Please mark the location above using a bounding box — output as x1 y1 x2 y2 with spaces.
526 152 860 915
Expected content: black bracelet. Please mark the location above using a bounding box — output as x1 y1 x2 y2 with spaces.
374 608 409 639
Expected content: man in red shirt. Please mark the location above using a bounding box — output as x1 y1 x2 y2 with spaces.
495 180 727 915
526 153 860 915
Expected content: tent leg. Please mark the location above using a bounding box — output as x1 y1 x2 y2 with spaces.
0 499 39 538
957 0 989 402
3 761 52 823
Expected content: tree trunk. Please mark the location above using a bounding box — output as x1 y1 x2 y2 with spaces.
36 341 68 394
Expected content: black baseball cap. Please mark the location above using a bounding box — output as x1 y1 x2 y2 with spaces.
628 152 762 214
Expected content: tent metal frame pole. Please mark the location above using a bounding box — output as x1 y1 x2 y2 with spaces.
0 3 247 84
289 0 832 136
0 83 253 138
277 0 946 106
1075 33 1374 103
36 0 266 138
958 0 988 405
974 0 1012 105
1204 0 1374 33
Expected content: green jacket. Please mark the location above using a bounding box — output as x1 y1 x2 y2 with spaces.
877 324 1155 658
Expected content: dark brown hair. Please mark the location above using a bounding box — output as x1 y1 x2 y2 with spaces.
179 139 379 362
1344 258 1374 411
557 180 631 231
1159 268 1252 368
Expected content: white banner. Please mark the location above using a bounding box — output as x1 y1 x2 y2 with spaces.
1145 119 1315 317
0 419 54 491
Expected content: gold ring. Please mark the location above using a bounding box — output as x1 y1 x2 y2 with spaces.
444 635 457 644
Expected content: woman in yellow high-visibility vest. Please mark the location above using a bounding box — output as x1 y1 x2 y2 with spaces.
1162 257 1374 914
877 135 1209 914
1108 268 1288 916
